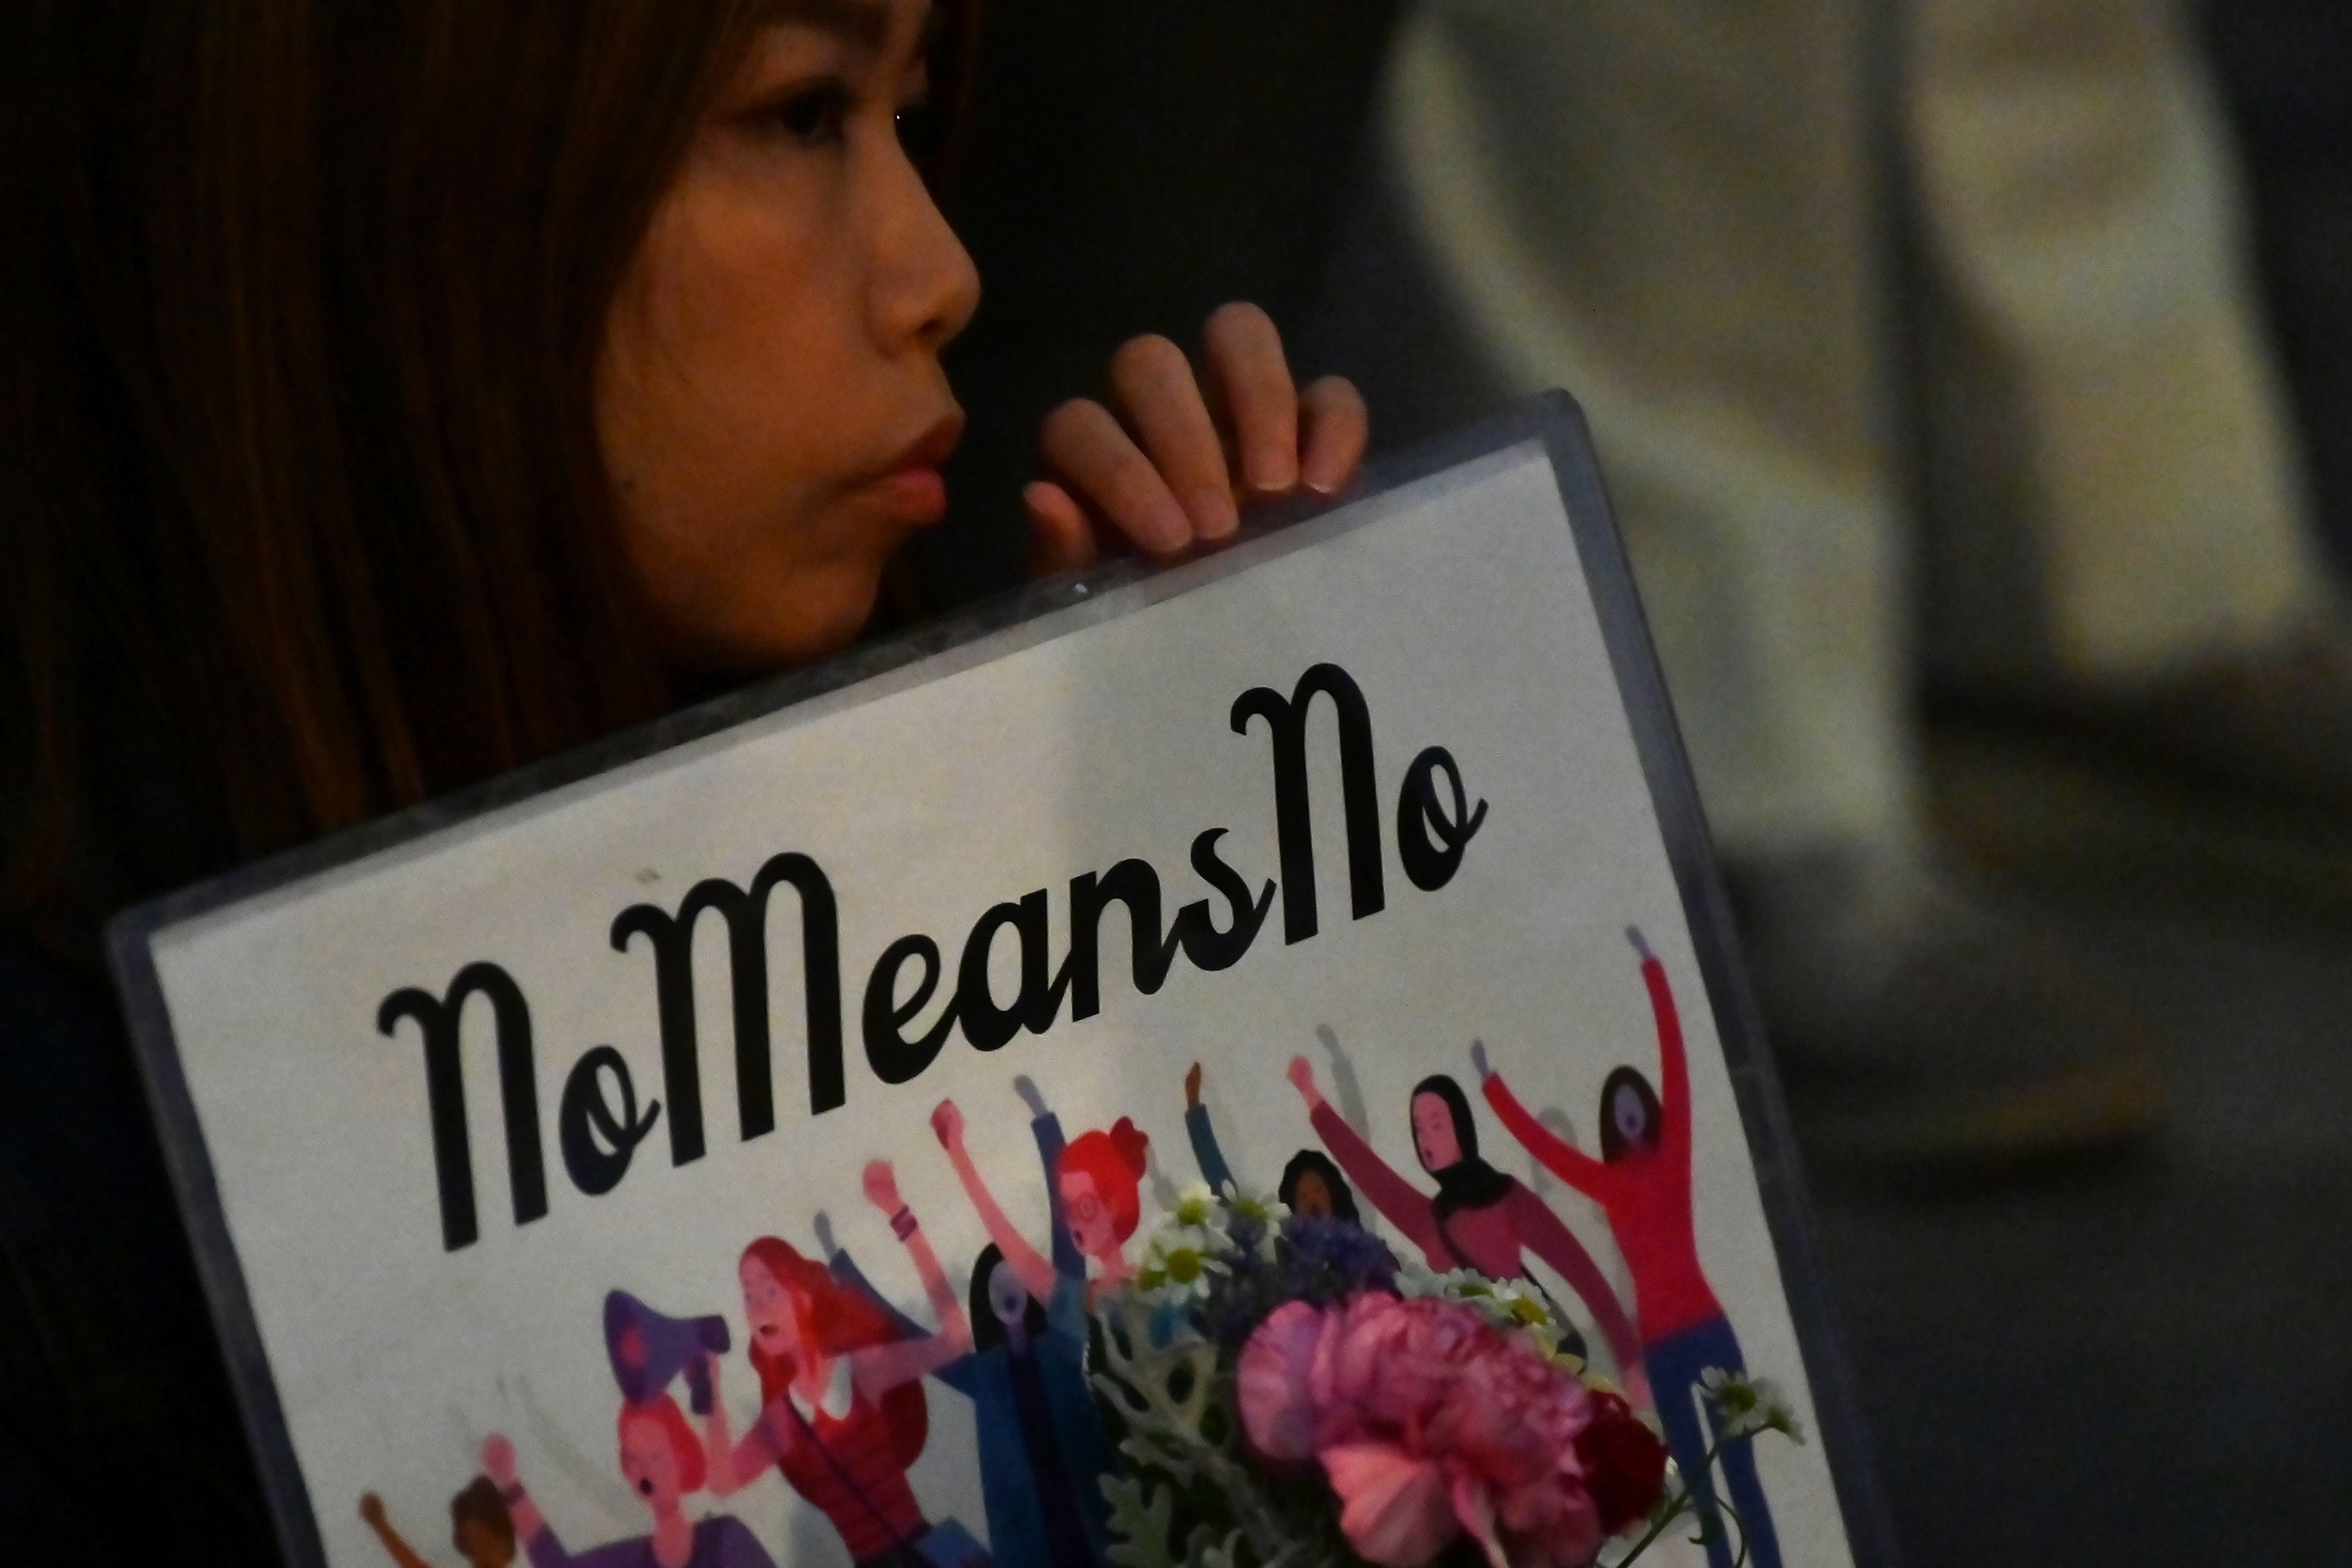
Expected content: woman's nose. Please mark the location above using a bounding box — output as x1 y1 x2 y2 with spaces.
869 150 980 355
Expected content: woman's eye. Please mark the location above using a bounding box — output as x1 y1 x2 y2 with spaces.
760 80 853 146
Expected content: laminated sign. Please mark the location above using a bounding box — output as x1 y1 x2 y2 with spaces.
113 397 1890 1568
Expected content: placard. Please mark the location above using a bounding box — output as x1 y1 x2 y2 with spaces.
112 396 1891 1568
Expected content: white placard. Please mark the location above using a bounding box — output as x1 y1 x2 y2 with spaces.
116 401 1881 1568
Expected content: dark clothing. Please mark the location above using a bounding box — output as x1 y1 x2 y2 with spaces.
0 945 274 1556
523 1513 777 1568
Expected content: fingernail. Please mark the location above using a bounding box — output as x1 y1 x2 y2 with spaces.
1302 449 1348 496
1191 487 1241 541
1245 447 1298 496
1147 495 1194 553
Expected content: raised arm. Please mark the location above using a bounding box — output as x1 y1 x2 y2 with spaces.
1288 1056 1446 1264
933 1099 1059 1302
1017 1076 1084 1280
1628 929 1691 1164
697 1357 779 1498
1501 1184 1643 1376
480 1436 597 1568
1184 1062 1236 1193
357 1494 433 1568
850 1160 974 1393
1480 1058 1608 1197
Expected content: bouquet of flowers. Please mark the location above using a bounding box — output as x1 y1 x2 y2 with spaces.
1088 1184 1799 1568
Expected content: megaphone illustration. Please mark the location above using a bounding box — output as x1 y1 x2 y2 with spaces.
604 1290 731 1414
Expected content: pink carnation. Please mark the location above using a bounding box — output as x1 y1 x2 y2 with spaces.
1237 1295 1604 1568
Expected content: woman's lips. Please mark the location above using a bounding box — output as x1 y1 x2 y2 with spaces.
863 412 964 526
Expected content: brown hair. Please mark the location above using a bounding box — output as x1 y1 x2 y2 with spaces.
449 1474 516 1555
4 0 985 958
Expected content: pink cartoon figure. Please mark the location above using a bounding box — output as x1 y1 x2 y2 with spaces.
1477 926 1780 1568
932 1079 1146 1313
480 1400 773 1568
699 1159 976 1568
1284 1045 1643 1387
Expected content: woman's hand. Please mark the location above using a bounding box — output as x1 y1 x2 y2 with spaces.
931 1098 965 1151
1286 1054 1323 1109
1028 303 1368 572
480 1435 517 1488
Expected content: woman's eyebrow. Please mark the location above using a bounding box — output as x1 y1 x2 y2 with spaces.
759 0 893 51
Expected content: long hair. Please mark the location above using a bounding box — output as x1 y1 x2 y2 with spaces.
1598 1067 1664 1162
967 1241 1048 1354
739 1236 929 1465
0 0 979 961
1277 1147 1360 1226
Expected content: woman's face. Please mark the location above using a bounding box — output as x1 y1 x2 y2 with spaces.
1412 1092 1463 1173
1612 1086 1650 1150
599 0 979 673
1290 1169 1332 1218
619 1410 687 1513
740 1255 804 1362
1060 1170 1115 1260
988 1259 1029 1326
455 1519 511 1568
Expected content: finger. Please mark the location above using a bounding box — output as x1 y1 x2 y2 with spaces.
1023 480 1098 576
1109 334 1238 542
1298 375 1368 495
1202 303 1299 497
1039 397 1193 556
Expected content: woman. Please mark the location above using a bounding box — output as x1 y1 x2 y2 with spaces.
931 1090 1147 1310
1478 928 1780 1568
931 1076 1118 1568
482 1410 774 1568
360 1479 517 1568
702 1160 972 1568
1182 1061 1362 1224
932 1242 1119 1568
1 0 1364 1548
1284 1054 1644 1382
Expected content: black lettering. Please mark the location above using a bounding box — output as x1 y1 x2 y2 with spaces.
377 963 548 1252
557 1045 662 1196
1230 663 1385 943
958 890 1072 1051
1396 746 1489 891
611 853 846 1168
1066 860 1181 1020
863 935 958 1084
1172 828 1277 971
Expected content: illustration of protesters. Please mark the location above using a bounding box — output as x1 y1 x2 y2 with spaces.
1478 926 1780 1568
360 1480 515 1568
480 1410 773 1568
1183 1061 1361 1224
1285 1051 1644 1384
932 1080 1147 1310
702 1162 980 1568
933 1241 1119 1568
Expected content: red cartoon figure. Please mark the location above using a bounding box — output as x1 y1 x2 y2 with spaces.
932 1085 1146 1312
1285 1046 1643 1385
481 1402 773 1568
1478 926 1781 1568
701 1160 980 1568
